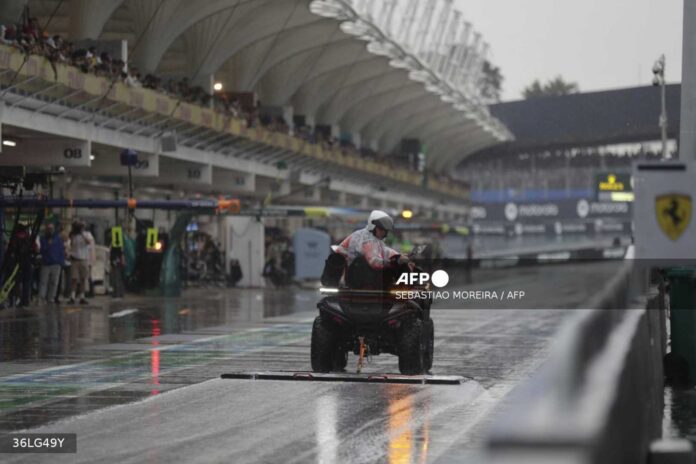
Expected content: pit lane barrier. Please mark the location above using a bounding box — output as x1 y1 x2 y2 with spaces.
486 260 694 464
474 241 630 269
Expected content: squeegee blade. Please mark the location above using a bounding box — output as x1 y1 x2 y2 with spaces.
220 371 464 385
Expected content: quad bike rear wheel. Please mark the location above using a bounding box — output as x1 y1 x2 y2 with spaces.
424 318 434 372
398 318 425 375
311 315 345 372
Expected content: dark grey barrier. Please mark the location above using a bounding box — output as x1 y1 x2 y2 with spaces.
487 260 667 464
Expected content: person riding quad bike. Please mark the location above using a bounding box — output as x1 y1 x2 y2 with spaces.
312 210 434 375
334 210 415 288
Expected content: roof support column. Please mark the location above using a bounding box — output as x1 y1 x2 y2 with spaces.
304 115 315 130
68 0 123 40
183 11 250 86
283 105 294 132
351 132 362 149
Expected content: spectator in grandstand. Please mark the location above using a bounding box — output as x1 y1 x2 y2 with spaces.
125 66 142 87
94 51 112 76
112 58 127 79
262 115 289 134
57 40 72 63
1 24 17 45
142 73 161 90
85 46 98 69
246 108 260 129
0 25 452 184
296 125 313 142
16 30 37 54
178 77 192 98
71 46 90 72
230 98 242 116
44 33 57 49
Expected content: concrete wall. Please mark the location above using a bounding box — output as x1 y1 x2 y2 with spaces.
487 262 666 464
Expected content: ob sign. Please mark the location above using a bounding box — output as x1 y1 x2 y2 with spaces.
0 138 91 167
396 270 449 288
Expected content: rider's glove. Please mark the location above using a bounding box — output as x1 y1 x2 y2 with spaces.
397 256 416 271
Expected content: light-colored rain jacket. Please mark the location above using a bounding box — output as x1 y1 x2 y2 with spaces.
335 228 399 270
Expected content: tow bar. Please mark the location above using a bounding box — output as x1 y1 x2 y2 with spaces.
220 371 465 385
356 336 368 374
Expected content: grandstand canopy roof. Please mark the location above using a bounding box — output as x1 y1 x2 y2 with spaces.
16 0 512 173
477 84 681 157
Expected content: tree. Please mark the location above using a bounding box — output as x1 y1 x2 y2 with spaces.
523 76 579 99
478 60 503 103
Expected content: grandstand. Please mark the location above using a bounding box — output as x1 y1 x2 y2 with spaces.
459 84 681 201
0 0 512 221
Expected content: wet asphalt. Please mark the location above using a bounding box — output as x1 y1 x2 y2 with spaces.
0 261 625 463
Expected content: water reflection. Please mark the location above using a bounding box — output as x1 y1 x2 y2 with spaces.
315 394 338 464
419 416 430 464
0 288 311 363
0 306 109 361
388 392 413 464
665 386 696 443
386 386 430 464
310 385 433 464
151 319 161 396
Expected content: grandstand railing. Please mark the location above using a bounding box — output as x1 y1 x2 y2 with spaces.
0 44 469 199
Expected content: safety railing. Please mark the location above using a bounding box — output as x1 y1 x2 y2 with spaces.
0 44 469 199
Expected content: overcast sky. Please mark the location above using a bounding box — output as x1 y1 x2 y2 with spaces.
454 0 683 101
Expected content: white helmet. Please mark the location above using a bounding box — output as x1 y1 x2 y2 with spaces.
367 210 394 232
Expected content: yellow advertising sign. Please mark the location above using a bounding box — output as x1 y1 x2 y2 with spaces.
599 174 625 192
304 207 329 218
655 194 692 241
111 226 124 248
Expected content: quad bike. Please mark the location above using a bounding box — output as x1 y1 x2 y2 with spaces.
311 246 434 375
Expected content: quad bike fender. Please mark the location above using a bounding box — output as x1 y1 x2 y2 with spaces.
385 299 423 321
317 297 349 323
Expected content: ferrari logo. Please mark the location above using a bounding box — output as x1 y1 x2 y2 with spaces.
656 194 692 240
